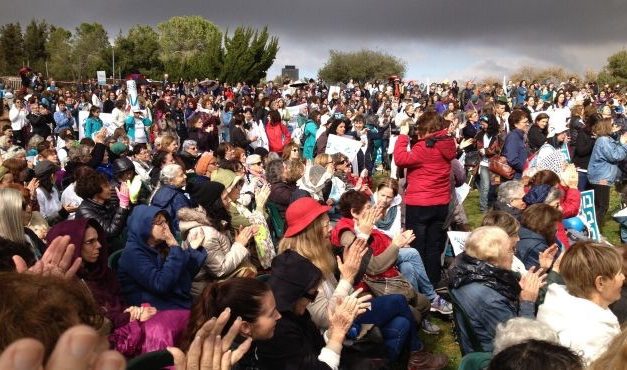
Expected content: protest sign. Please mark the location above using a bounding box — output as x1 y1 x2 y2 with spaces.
578 190 601 241
96 71 106 85
455 183 471 204
126 80 140 111
328 86 340 102
447 231 470 256
325 134 363 161
78 111 115 139
286 103 307 119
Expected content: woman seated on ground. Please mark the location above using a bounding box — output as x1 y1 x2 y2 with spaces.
0 187 45 259
149 163 190 234
117 205 207 310
179 180 257 296
537 241 623 365
46 219 190 357
279 197 449 368
481 210 528 275
373 178 403 238
149 150 175 188
449 226 546 354
493 181 527 221
331 190 448 334
488 340 584 370
75 166 130 244
516 203 562 269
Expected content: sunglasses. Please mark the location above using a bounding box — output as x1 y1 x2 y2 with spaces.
302 290 319 301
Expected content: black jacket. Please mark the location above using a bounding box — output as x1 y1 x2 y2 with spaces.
572 129 595 170
28 113 54 139
527 125 547 153
231 125 251 150
75 198 129 240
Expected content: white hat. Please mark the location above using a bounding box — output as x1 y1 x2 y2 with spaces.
547 119 569 138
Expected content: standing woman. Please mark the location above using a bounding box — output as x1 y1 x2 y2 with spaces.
572 113 599 191
303 110 321 160
394 112 456 285
84 106 103 139
475 114 502 213
587 118 627 228
265 110 291 155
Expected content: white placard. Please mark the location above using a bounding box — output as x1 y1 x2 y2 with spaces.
286 103 307 118
328 86 340 102
447 231 471 256
96 71 106 85
455 183 471 204
325 134 363 161
78 111 116 139
126 80 139 111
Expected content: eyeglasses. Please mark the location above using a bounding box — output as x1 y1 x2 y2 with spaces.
302 290 319 301
153 218 168 226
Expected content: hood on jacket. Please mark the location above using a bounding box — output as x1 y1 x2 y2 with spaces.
269 250 322 312
46 218 109 281
177 206 212 237
127 205 171 246
151 185 184 208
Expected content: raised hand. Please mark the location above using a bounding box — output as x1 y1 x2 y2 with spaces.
519 266 547 302
538 244 559 271
169 308 252 370
0 325 126 370
235 226 255 246
187 228 205 249
338 238 368 283
392 230 416 248
13 235 82 279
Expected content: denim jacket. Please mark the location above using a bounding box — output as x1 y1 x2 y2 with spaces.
587 136 627 185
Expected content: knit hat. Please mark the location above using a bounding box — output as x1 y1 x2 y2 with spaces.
523 184 552 205
110 142 128 155
187 180 225 212
34 160 58 178
210 168 242 191
195 152 215 176
268 249 322 311
284 197 330 237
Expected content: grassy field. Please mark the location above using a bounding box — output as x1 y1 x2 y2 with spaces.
418 188 623 369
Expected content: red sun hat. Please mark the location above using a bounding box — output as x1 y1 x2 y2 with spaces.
284 197 331 238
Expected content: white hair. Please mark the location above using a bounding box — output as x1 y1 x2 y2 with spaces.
182 140 197 151
159 163 182 185
497 181 524 204
493 318 559 354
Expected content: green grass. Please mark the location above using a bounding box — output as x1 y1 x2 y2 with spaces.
419 188 623 369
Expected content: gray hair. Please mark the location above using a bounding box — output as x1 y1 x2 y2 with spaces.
493 318 559 354
0 188 26 243
497 181 524 204
265 159 284 184
160 163 183 186
544 187 563 206
182 139 197 151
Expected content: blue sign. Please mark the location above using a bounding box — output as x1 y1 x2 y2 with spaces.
579 190 600 241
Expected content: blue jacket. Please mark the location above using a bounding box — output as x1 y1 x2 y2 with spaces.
117 205 207 310
84 116 103 138
53 111 71 133
502 129 527 176
450 253 535 354
150 184 191 234
587 136 627 185
302 119 319 160
515 227 550 270
124 115 152 143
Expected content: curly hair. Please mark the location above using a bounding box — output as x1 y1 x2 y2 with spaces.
75 167 109 200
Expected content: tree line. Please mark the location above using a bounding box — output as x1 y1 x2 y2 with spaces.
0 16 279 84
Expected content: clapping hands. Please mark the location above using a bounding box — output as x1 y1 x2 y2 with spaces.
13 235 82 279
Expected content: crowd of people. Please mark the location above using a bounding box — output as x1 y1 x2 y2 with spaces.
0 71 627 370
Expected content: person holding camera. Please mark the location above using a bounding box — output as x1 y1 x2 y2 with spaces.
393 112 456 286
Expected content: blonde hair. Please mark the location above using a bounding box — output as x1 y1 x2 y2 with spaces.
314 153 331 167
278 214 335 277
0 188 26 243
560 242 623 299
160 134 177 152
465 226 510 266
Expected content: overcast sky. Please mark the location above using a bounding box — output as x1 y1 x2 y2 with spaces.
3 0 626 81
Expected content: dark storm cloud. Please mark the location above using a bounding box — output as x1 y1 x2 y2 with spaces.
3 0 626 77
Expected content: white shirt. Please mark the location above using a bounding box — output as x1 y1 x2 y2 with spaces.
60 183 83 220
9 104 27 130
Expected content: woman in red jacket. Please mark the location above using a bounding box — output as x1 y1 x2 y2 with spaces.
393 112 457 286
265 110 291 155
